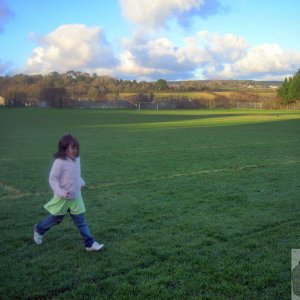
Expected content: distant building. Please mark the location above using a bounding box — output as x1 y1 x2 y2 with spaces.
0 96 5 105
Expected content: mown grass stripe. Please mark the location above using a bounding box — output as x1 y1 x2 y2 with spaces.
2 159 299 200
88 160 300 190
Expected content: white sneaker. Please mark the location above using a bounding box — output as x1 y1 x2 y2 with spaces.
33 225 43 245
85 241 104 251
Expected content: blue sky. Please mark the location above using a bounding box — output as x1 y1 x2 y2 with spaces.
1 0 300 80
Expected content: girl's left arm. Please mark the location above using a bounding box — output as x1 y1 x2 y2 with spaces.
49 159 68 198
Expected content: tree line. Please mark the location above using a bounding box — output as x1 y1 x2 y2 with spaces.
0 71 171 107
0 70 286 108
277 69 300 104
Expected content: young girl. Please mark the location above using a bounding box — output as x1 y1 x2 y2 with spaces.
34 134 104 251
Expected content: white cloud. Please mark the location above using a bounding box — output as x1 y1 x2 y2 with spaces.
119 0 202 30
203 32 248 62
236 44 300 73
204 43 300 79
117 0 300 82
25 24 119 74
119 0 226 32
115 31 300 80
118 36 188 78
177 37 206 64
117 50 158 79
22 23 300 81
115 31 248 80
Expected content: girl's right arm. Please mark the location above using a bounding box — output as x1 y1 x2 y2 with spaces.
49 159 68 198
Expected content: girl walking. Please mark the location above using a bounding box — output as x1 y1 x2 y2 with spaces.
34 134 103 251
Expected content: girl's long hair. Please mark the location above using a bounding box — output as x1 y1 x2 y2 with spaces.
54 134 80 159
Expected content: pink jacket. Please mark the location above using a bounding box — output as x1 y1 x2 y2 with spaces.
49 157 85 199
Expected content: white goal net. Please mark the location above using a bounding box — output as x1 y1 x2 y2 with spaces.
138 101 159 110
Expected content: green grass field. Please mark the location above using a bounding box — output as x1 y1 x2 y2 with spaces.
1 108 300 299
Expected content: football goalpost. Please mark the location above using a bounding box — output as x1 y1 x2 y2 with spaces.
138 101 159 110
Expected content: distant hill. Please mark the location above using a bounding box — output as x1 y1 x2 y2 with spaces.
167 80 283 87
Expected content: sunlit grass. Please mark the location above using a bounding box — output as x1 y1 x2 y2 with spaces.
77 110 300 130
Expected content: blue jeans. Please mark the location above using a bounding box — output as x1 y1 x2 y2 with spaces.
36 213 94 247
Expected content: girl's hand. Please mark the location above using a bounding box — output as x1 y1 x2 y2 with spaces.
66 192 74 200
